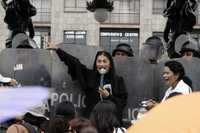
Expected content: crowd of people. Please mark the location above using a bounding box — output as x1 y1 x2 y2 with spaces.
0 34 199 132
0 0 199 132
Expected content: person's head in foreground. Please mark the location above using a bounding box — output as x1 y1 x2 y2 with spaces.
48 101 75 133
69 117 96 133
90 100 121 133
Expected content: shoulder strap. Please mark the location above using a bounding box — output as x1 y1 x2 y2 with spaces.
21 122 39 133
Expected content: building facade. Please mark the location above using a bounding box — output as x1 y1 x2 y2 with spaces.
0 0 200 55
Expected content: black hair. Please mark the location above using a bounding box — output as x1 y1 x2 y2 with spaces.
48 117 68 133
48 101 75 133
93 51 114 72
165 60 193 90
69 117 92 133
182 76 193 90
93 51 118 92
164 60 185 81
90 100 119 133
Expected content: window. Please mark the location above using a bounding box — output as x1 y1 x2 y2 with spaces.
32 0 51 22
33 28 50 48
64 0 86 12
104 0 140 24
152 0 166 14
64 31 86 45
196 3 200 25
100 29 139 55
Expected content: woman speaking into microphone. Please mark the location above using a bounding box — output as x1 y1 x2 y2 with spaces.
47 43 127 124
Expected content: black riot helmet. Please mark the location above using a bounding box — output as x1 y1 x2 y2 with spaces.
112 43 134 57
142 36 164 63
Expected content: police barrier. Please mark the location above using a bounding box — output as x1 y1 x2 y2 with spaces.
0 46 200 121
0 44 102 117
175 58 200 91
114 57 158 121
0 49 51 86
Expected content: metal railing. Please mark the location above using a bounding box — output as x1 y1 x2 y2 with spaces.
32 11 51 23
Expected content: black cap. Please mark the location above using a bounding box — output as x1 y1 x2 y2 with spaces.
112 43 134 57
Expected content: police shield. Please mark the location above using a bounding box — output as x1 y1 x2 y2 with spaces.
0 49 51 86
114 57 158 121
176 58 200 91
0 44 102 117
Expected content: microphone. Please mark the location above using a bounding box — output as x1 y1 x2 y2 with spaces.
99 74 104 101
98 68 107 101
98 68 107 87
100 74 104 88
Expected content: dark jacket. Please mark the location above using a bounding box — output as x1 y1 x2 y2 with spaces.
56 48 127 119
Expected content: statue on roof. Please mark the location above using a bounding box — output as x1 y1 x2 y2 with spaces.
1 0 37 48
163 0 198 58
